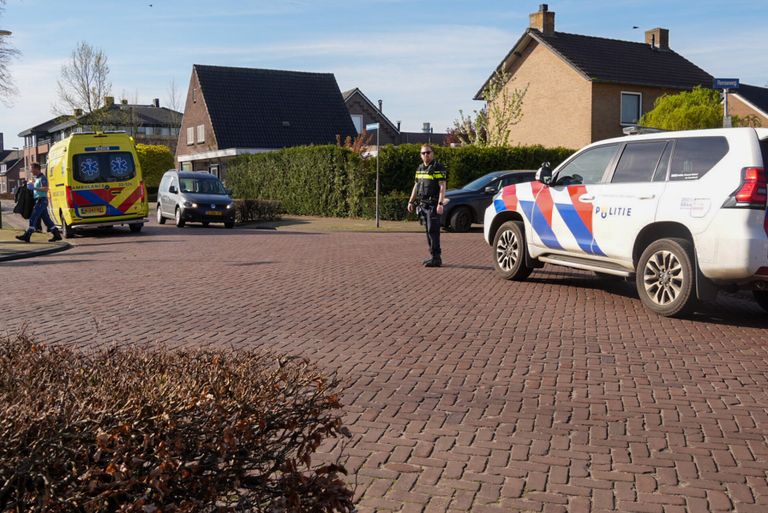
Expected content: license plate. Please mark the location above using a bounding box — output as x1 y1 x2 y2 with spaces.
206 210 222 216
79 206 106 216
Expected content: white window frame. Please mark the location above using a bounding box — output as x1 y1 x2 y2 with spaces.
196 124 205 144
186 127 195 145
620 91 642 126
351 114 363 134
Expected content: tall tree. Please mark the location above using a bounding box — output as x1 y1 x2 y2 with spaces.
56 41 111 115
449 70 527 147
0 0 20 104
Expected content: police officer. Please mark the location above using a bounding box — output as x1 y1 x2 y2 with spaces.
407 144 447 267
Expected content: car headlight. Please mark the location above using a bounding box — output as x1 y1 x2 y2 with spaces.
226 203 233 209
183 201 197 208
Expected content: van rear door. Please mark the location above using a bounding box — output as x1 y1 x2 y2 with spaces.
71 151 143 218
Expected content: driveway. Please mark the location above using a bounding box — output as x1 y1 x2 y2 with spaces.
1 222 767 512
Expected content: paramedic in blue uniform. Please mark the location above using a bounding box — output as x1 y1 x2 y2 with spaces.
15 162 62 243
407 144 447 267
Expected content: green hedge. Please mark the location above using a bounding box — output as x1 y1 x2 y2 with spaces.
227 146 372 217
227 144 574 218
234 198 283 223
136 144 175 188
360 192 419 221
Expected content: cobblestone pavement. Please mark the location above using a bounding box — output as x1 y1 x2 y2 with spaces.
2 223 768 513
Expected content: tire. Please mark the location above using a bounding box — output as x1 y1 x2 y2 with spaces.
636 238 696 317
492 221 533 281
60 211 75 239
156 204 166 224
753 290 768 314
224 221 235 229
449 207 473 232
202 221 210 227
129 223 143 233
175 208 185 228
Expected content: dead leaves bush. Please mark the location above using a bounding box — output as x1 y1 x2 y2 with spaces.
0 333 353 512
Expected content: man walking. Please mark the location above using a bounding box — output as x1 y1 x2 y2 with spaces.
407 144 447 267
15 163 62 243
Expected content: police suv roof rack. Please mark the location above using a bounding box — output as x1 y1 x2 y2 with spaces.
623 125 667 136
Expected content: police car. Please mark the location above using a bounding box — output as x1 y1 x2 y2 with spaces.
483 127 768 317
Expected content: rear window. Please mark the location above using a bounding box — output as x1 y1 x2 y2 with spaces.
668 137 728 181
73 152 136 183
760 139 768 168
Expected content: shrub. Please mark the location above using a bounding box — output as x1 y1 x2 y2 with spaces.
136 144 175 188
234 198 283 223
359 192 418 221
0 332 354 513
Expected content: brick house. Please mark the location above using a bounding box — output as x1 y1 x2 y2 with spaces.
0 133 22 194
17 99 181 181
478 4 713 148
729 84 768 127
176 65 356 178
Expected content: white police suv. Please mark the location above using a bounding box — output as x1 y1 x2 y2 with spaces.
484 127 768 317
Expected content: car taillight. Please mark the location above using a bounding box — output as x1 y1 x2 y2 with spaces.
65 185 74 208
138 180 145 201
723 167 767 209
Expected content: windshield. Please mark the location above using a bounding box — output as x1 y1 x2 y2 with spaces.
73 152 136 183
179 177 227 194
461 174 502 191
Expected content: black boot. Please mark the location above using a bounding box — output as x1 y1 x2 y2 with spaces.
424 256 442 268
15 231 32 243
48 229 62 242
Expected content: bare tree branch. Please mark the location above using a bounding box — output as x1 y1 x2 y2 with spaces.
55 41 111 116
0 0 21 105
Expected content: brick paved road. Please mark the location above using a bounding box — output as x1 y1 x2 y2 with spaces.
2 222 768 513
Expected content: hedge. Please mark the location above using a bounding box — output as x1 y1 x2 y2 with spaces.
0 332 354 513
136 144 175 188
227 144 575 218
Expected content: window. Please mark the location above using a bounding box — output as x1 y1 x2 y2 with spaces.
621 92 642 125
196 124 205 144
652 143 672 182
186 127 194 145
556 144 619 185
611 141 667 183
669 137 729 181
72 152 136 183
145 126 154 136
350 115 363 134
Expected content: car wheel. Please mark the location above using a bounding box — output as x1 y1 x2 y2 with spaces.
636 238 696 317
493 220 533 281
753 290 768 314
224 221 235 229
175 208 185 228
202 221 210 227
156 204 166 224
129 223 143 233
449 207 473 232
60 211 75 239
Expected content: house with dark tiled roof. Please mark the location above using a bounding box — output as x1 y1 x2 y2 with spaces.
342 88 448 147
0 133 22 194
729 84 768 127
477 4 713 148
176 65 356 178
17 98 181 182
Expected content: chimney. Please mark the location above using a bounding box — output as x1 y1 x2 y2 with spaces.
396 120 401 132
530 4 555 35
378 99 383 112
645 28 669 50
105 96 114 107
153 98 160 108
422 122 431 134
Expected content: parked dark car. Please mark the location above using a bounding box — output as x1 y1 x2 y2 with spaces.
442 170 535 232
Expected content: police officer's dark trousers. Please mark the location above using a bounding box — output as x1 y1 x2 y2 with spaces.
418 202 441 258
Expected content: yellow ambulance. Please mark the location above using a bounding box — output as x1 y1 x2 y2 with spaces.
47 132 149 238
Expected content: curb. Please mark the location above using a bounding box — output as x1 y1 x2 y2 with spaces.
0 242 72 262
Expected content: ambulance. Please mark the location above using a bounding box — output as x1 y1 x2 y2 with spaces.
47 132 149 237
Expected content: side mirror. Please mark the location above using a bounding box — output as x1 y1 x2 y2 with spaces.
535 162 552 185
483 186 497 195
169 185 177 194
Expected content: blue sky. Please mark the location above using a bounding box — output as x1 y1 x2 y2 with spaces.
0 0 766 149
